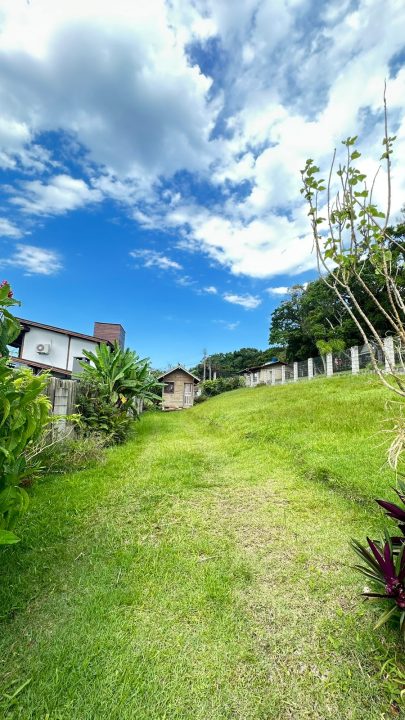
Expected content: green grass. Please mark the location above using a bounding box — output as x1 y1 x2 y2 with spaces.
0 374 404 718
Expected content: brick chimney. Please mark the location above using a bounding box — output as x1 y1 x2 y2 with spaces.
93 322 125 349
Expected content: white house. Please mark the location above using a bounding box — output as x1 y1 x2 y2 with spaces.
243 359 286 387
10 319 125 378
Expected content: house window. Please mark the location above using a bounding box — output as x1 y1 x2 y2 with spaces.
252 372 258 384
165 382 175 393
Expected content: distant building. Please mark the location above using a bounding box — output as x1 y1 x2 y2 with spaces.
9 318 125 378
243 359 286 386
158 366 200 410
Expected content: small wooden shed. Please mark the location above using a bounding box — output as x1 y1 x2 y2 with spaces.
158 366 200 410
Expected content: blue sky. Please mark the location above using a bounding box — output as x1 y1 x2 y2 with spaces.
0 0 404 368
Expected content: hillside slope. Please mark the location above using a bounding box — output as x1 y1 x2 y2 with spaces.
0 374 402 719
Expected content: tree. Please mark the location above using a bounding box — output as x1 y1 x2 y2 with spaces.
269 239 404 363
190 346 285 378
301 90 405 634
301 91 405 402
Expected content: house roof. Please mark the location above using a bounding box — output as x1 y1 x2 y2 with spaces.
11 357 72 376
243 359 286 373
158 365 200 382
15 317 111 345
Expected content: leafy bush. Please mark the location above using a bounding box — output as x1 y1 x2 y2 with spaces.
0 282 51 545
75 342 161 444
76 383 134 445
196 375 245 403
32 432 106 476
352 479 405 636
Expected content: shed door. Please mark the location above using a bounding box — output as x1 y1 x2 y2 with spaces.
183 382 193 406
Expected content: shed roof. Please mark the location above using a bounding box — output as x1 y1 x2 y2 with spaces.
158 365 200 383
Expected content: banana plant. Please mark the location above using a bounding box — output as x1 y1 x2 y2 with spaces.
78 342 162 411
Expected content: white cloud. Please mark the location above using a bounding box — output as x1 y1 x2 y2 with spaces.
203 285 218 294
10 174 102 215
0 244 61 275
223 292 261 310
0 217 22 238
130 249 182 271
266 286 290 296
0 0 404 283
0 0 218 178
215 319 240 330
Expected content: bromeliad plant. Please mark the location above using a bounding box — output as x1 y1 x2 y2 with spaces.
0 282 51 545
352 481 405 635
352 534 405 634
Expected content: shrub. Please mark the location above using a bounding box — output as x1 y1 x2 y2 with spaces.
75 343 161 444
0 282 51 545
197 375 245 402
76 383 134 445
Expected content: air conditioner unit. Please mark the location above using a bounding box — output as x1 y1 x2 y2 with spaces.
36 343 51 354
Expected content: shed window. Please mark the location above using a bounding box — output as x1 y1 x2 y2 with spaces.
165 382 175 394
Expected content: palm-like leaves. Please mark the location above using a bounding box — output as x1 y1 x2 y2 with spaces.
78 342 161 410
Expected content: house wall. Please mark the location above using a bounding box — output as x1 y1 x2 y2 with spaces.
67 337 100 371
162 370 195 409
21 327 99 372
245 364 284 386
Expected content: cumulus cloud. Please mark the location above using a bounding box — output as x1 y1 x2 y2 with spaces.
223 293 261 310
0 217 22 238
0 0 404 283
203 285 218 294
10 174 102 215
266 286 290 296
0 244 62 275
130 249 182 271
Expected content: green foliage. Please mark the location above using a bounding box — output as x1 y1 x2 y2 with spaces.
316 338 346 356
196 375 245 403
0 282 51 544
191 346 284 378
76 342 161 445
78 342 161 409
269 245 404 362
76 383 134 445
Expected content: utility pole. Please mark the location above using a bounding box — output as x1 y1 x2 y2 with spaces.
202 348 207 381
208 357 212 380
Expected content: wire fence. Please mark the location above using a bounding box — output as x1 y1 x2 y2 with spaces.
244 336 404 388
313 356 326 376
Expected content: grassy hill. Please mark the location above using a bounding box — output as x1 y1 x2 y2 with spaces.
0 374 403 718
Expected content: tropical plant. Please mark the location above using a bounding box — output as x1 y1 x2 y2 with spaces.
78 342 161 409
76 342 161 444
351 534 405 634
0 282 51 545
76 384 134 444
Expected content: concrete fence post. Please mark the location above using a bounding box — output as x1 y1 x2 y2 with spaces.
351 345 359 374
281 365 286 384
384 336 395 372
326 353 333 376
308 357 314 380
293 362 298 382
